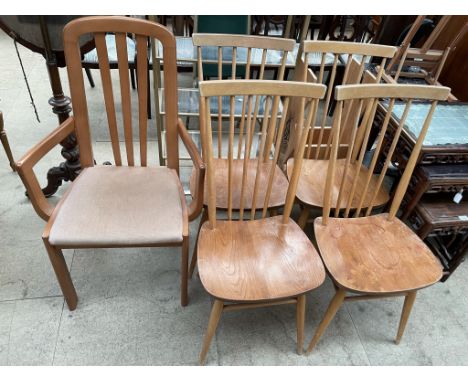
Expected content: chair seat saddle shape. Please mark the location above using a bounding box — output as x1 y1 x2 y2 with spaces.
314 213 443 294
198 215 325 302
190 158 289 210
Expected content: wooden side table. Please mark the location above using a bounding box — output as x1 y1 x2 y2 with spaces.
408 195 468 281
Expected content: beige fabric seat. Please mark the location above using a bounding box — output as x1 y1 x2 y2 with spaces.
48 166 184 247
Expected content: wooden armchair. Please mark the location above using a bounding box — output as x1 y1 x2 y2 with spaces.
196 80 326 364
15 16 204 311
305 83 449 353
284 40 397 229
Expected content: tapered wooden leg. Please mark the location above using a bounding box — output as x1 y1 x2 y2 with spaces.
298 206 310 230
306 288 346 354
395 291 417 345
43 239 78 311
180 237 189 307
189 208 208 279
0 112 15 171
199 299 224 365
296 294 306 354
84 68 95 88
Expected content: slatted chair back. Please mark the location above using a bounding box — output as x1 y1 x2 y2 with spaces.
285 40 397 162
63 16 179 170
199 80 326 226
320 84 450 225
193 34 295 159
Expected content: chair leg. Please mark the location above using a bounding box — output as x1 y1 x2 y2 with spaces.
199 299 224 365
298 206 310 230
395 291 417 345
296 294 306 354
43 239 78 311
130 68 136 90
189 208 208 279
306 288 346 354
0 116 15 171
84 68 95 88
181 237 189 307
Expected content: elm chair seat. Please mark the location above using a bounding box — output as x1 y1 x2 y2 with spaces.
287 158 390 210
189 158 289 209
48 166 184 247
314 213 443 294
198 216 325 302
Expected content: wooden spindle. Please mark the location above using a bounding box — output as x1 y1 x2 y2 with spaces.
136 35 148 166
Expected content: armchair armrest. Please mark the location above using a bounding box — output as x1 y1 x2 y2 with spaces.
15 117 76 222
177 118 205 221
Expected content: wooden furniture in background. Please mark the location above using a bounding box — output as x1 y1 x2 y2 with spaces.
384 16 467 101
0 112 15 171
285 41 397 229
15 16 204 311
408 195 468 281
306 83 449 354
196 80 326 364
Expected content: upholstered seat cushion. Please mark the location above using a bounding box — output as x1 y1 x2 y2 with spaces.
48 166 185 247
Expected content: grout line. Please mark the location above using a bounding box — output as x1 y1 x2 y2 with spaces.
0 295 64 304
6 299 17 365
345 303 372 366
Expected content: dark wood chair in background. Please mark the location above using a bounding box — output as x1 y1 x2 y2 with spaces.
196 79 327 364
0 111 15 171
15 16 204 310
305 83 450 353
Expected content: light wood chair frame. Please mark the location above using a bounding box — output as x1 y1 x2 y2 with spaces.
306 83 450 354
197 79 326 364
188 34 296 278
15 16 205 311
285 40 397 229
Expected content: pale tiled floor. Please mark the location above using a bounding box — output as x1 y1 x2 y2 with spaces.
0 29 467 366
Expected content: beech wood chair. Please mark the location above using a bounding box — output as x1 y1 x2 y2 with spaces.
305 83 449 354
284 40 398 229
187 34 296 278
15 16 204 311
196 80 327 365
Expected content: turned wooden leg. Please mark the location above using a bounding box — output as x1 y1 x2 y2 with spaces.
296 294 306 354
298 206 310 230
306 288 346 354
180 237 189 307
43 239 78 311
395 291 417 345
189 208 208 279
199 299 224 365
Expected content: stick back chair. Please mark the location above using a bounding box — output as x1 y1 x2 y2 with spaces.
196 80 326 364
284 40 398 229
305 83 449 354
15 16 204 310
187 34 296 277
